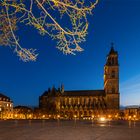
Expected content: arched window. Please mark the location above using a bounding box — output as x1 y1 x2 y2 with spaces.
112 87 115 93
112 57 114 65
108 57 111 65
111 70 115 78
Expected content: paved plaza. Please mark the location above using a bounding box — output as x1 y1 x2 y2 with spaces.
0 120 140 140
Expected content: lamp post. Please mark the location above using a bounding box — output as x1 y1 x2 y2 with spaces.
14 114 18 126
92 115 94 127
57 114 60 127
133 115 136 127
133 115 136 120
74 115 77 127
108 115 111 126
128 116 132 128
41 115 46 127
0 107 2 119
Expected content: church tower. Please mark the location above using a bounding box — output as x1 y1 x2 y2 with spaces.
104 44 120 111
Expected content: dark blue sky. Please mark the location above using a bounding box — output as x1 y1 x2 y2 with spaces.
0 0 140 106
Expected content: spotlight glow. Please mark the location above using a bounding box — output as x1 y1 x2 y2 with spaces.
100 117 105 121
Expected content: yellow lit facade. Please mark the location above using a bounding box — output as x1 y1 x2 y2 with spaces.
0 93 13 119
13 106 33 119
124 106 140 120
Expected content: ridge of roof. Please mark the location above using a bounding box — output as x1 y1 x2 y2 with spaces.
63 90 105 97
64 89 104 92
0 93 10 99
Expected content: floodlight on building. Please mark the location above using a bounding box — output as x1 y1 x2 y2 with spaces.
100 117 105 122
108 115 111 118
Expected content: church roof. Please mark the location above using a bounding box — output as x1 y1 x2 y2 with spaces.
62 90 105 97
41 91 48 96
109 47 117 54
108 43 118 55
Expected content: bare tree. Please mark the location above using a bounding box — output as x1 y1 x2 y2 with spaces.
0 0 98 62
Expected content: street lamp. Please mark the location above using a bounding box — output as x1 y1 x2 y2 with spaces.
128 116 132 128
74 115 77 127
92 115 94 126
0 107 2 119
57 114 60 119
15 114 18 118
108 115 112 126
128 116 132 120
133 115 136 119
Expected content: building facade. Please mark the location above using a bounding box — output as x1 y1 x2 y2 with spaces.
0 93 13 119
39 46 120 119
13 106 33 119
124 106 140 120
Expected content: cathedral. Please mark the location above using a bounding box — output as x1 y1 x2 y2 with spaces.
39 46 120 118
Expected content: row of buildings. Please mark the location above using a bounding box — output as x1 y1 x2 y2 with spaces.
0 46 140 120
1 91 140 120
0 94 33 119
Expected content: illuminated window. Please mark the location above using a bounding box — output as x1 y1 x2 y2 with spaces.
78 98 80 105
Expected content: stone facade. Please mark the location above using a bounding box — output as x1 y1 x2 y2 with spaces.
13 106 33 119
0 93 13 119
39 46 120 118
124 106 140 120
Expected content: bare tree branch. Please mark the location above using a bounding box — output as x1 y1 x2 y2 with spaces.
0 0 99 61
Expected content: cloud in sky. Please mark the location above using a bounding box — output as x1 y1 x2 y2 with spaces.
120 74 140 106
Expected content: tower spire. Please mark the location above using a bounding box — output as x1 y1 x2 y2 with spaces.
104 46 119 110
61 84 64 93
109 43 117 55
111 42 114 48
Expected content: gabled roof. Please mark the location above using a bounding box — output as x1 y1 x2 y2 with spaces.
14 105 32 110
63 90 105 97
126 105 140 109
